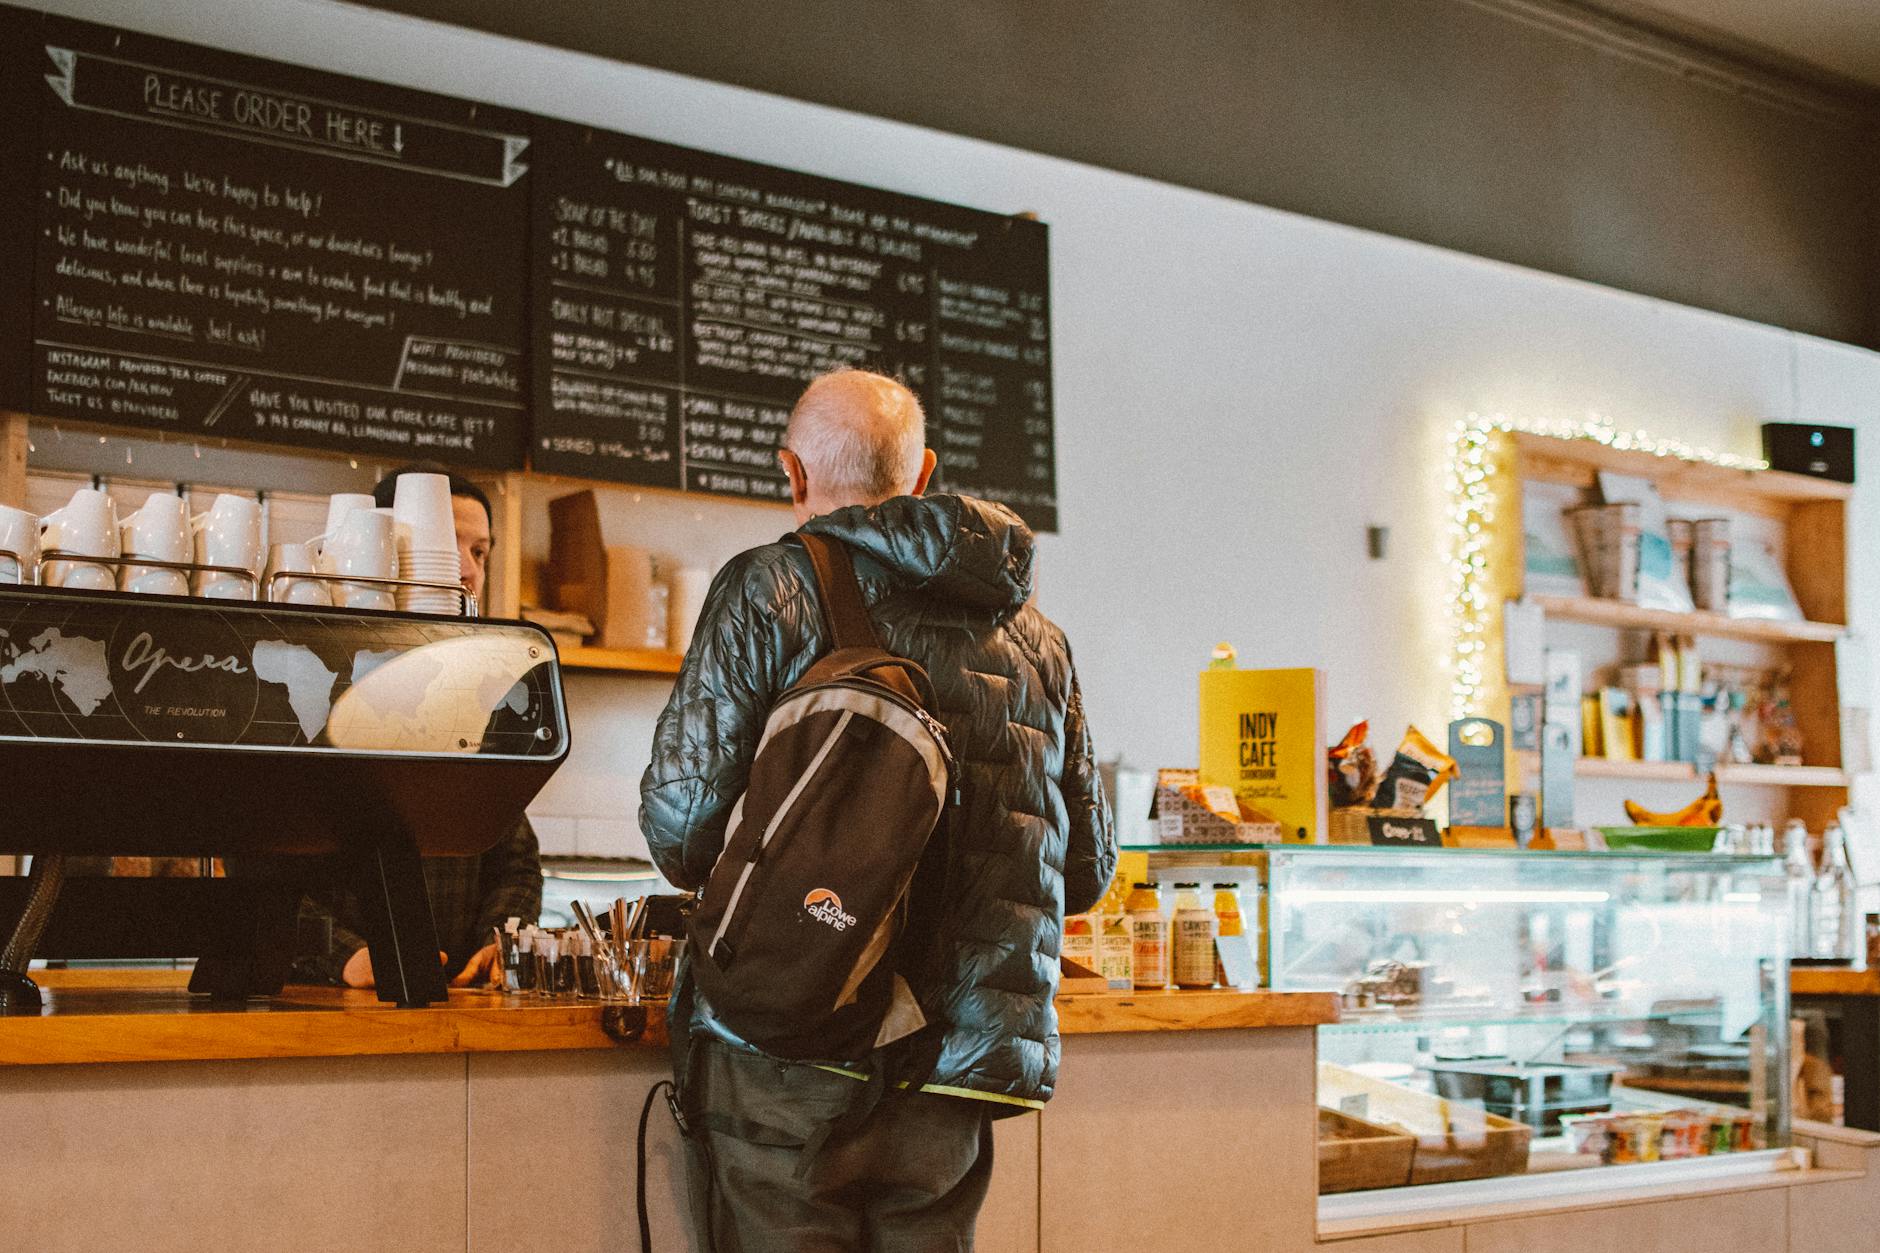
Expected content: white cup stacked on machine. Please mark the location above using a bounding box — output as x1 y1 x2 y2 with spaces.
118 491 192 596
191 493 264 599
0 504 40 585
314 500 396 612
264 541 331 606
389 473 463 614
38 487 119 591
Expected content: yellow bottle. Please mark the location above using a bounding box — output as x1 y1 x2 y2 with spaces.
1126 882 1169 989
1212 883 1243 987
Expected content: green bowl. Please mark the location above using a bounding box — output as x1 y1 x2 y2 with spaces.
1596 826 1723 852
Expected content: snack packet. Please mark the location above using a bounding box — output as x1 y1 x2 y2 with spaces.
1371 726 1459 812
1327 721 1379 808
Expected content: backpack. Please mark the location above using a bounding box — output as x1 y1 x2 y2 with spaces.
683 531 956 1062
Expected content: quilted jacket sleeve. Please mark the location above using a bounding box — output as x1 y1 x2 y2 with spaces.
1059 668 1116 916
639 547 799 890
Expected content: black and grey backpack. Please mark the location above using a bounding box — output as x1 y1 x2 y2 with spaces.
684 531 956 1062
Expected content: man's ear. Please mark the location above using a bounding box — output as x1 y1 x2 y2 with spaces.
780 449 811 506
911 448 938 497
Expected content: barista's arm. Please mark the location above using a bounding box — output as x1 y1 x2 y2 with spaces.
290 892 372 987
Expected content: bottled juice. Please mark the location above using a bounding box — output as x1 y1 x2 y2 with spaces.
1063 912 1097 972
1099 911 1134 987
1172 883 1218 988
1213 882 1243 987
1126 882 1169 989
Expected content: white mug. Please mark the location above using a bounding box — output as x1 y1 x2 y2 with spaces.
0 505 39 585
321 493 378 542
119 491 191 596
191 494 262 598
322 506 395 611
265 541 331 607
40 488 119 590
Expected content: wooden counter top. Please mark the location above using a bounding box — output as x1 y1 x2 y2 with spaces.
0 983 641 1066
1 971 1337 1065
1792 966 1880 997
1056 987 1340 1034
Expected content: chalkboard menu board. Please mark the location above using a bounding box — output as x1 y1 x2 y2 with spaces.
11 12 531 468
529 120 1057 530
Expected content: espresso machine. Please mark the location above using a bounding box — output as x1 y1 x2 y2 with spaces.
0 583 568 1009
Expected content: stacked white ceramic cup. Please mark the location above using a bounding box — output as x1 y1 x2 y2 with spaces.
191 493 263 599
390 473 462 614
119 491 191 596
0 504 40 585
39 487 119 590
315 493 395 612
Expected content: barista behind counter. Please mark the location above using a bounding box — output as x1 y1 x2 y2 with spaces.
293 465 542 989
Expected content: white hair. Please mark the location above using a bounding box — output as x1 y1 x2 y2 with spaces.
785 369 926 503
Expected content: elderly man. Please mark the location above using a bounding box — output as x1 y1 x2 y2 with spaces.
641 369 1115 1251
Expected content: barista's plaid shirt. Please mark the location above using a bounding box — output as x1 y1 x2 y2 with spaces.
292 817 542 984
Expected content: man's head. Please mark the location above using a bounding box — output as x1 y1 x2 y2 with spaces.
372 463 494 602
779 369 937 524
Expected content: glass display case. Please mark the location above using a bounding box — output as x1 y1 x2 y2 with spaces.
1263 846 1791 1196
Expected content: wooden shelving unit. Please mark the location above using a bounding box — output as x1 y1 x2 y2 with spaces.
1516 753 1848 789
557 646 684 676
1484 430 1855 829
1532 594 1844 645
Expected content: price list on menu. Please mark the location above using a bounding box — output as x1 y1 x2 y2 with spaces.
4 11 533 468
530 120 1057 530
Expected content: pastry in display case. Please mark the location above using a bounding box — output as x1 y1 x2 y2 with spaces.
1257 847 1791 1193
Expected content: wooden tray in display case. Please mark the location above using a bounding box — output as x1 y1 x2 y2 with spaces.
1317 1107 1416 1193
1319 1062 1533 1185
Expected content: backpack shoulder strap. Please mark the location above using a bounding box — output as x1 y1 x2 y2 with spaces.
796 531 882 652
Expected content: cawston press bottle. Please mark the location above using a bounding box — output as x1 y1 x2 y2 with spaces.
1172 883 1218 989
1127 882 1169 989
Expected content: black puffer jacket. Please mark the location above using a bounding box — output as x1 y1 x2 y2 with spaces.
641 493 1115 1105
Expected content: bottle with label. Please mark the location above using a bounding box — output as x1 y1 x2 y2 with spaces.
1127 882 1169 989
1062 912 1098 973
1784 819 1816 961
1813 822 1858 962
1172 883 1218 989
1213 883 1243 987
1099 910 1135 988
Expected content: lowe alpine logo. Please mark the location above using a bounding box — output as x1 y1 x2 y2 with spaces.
803 888 858 931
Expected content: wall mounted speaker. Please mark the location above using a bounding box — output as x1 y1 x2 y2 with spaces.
1762 422 1853 483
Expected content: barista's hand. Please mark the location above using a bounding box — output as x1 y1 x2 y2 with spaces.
451 942 502 988
340 946 451 989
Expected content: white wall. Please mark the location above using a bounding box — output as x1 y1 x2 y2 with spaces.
31 0 1880 861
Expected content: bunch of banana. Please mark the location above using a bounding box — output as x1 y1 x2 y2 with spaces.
1624 774 1722 827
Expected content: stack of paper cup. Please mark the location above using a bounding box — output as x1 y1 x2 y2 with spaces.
391 473 463 615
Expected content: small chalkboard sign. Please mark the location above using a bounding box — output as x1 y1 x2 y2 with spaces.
1367 815 1443 848
1447 718 1507 828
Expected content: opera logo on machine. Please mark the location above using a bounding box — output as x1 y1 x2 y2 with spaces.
803 888 857 931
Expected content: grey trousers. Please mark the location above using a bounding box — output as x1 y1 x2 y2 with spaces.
683 1039 995 1253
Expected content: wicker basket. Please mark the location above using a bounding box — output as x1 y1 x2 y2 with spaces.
1329 807 1422 845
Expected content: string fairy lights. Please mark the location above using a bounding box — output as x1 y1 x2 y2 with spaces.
1445 412 1767 720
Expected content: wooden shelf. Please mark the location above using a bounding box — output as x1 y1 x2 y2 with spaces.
1518 753 1848 788
1509 430 1851 506
557 646 684 675
1533 594 1844 644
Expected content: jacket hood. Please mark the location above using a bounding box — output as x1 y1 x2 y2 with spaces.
801 493 1034 612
